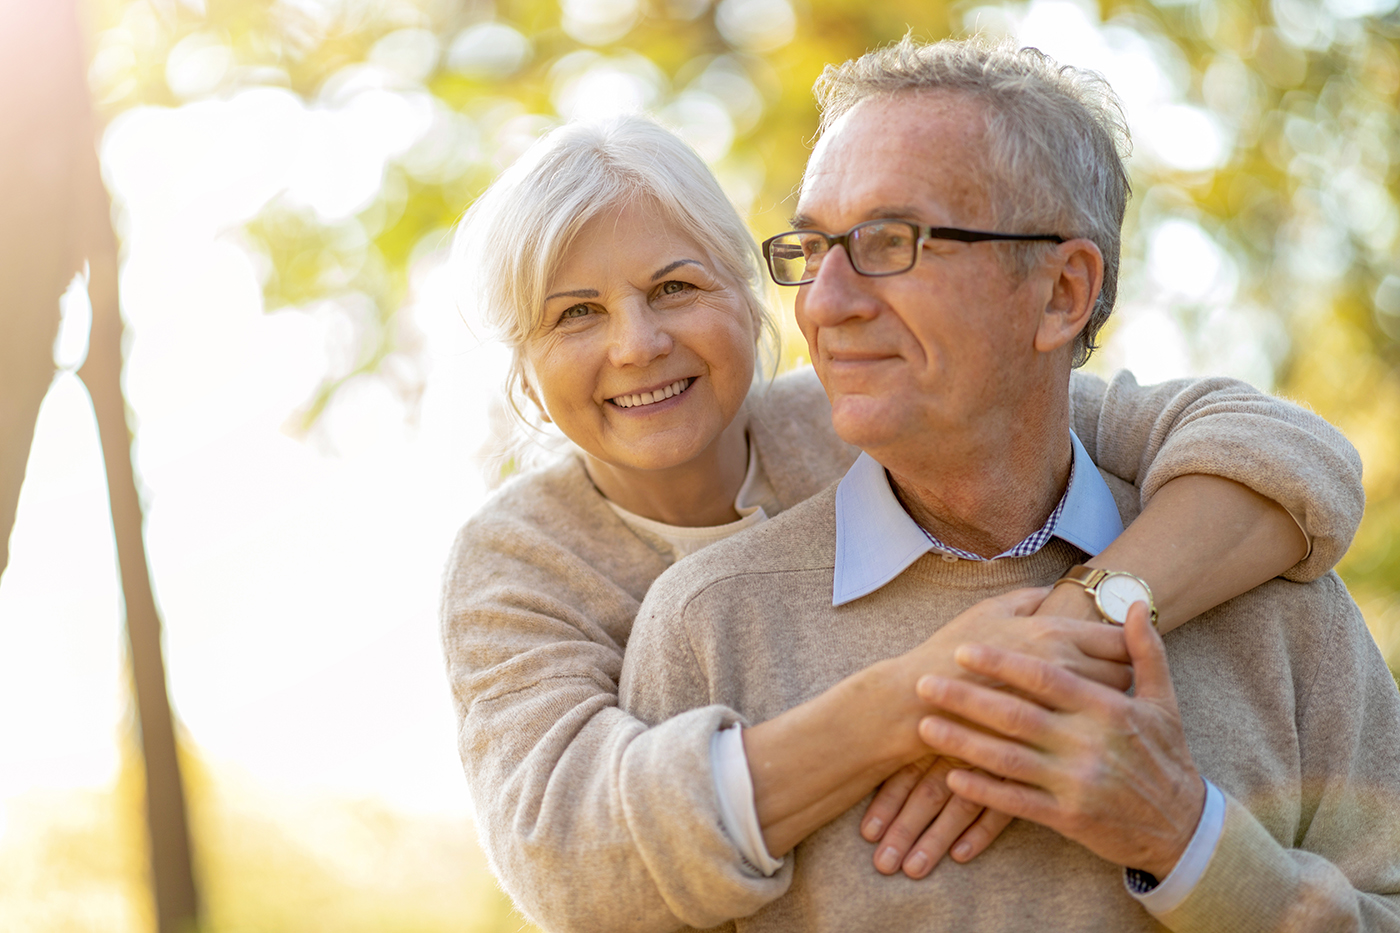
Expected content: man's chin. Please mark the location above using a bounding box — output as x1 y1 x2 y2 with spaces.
829 398 908 454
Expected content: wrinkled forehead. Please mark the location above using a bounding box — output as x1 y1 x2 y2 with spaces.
796 92 993 229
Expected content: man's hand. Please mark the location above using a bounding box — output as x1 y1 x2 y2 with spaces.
911 603 1206 880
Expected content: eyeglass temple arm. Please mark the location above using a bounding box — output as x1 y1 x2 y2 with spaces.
924 226 1065 244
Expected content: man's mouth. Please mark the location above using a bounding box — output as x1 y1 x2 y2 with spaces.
609 378 693 409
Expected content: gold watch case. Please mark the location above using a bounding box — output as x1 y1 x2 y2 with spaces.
1054 564 1159 627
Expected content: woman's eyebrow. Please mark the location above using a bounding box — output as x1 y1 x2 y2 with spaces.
651 259 700 281
545 288 599 302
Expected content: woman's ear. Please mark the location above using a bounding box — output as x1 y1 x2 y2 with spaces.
1034 238 1103 354
518 370 552 424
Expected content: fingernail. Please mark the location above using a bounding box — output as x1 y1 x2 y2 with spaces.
863 817 883 840
877 846 900 873
905 851 929 876
916 675 938 698
953 842 972 861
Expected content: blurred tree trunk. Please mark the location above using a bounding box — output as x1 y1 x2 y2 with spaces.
0 1 201 931
0 0 74 575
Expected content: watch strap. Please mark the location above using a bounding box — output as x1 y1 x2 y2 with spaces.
1053 564 1159 627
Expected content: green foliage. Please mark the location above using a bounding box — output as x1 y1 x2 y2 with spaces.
82 0 1399 683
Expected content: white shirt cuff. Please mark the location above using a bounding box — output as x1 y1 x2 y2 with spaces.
1280 503 1314 564
1125 778 1226 915
710 724 784 877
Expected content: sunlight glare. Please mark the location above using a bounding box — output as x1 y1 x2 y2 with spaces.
55 271 93 371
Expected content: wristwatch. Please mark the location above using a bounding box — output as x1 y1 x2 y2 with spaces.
1053 564 1158 627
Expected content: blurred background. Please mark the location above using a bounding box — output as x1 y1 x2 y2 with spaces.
0 0 1396 929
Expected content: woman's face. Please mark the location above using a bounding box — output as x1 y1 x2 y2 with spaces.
522 200 757 474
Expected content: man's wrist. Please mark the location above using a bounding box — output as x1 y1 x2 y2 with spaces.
1137 771 1209 880
1125 779 1226 915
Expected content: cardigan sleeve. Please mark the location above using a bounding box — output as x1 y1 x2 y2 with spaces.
1067 369 1363 582
1154 581 1400 932
441 480 789 933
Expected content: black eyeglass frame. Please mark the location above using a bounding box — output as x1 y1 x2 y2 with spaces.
761 219 1066 286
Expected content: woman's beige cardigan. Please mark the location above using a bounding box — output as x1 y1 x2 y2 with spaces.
439 368 1363 933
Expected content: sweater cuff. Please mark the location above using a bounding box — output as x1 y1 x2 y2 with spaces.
713 724 784 876
1151 792 1305 933
619 705 792 927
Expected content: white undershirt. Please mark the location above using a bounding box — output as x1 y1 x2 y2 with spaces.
606 434 777 561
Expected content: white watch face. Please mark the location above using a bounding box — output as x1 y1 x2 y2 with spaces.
1096 574 1151 625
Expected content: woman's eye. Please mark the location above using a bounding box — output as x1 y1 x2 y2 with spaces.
559 304 592 320
659 280 692 296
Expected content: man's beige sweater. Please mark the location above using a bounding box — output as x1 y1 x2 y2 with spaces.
441 369 1365 933
620 472 1399 933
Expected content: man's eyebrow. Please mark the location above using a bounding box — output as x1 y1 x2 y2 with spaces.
545 288 599 302
651 259 701 281
788 206 927 230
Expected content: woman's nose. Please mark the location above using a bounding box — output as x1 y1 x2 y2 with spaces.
607 302 673 368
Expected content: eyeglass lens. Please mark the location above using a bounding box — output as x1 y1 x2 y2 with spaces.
767 221 919 284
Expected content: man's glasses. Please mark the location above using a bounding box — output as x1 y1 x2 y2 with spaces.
761 219 1065 286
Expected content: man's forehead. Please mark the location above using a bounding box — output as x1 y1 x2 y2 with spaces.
795 92 989 228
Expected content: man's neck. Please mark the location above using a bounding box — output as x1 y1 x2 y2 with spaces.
879 412 1074 559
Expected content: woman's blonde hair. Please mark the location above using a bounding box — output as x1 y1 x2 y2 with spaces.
453 115 779 456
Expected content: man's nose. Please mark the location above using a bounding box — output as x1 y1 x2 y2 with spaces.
608 301 673 368
794 243 882 332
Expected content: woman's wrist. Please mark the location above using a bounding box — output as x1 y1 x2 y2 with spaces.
1037 581 1104 622
746 656 929 853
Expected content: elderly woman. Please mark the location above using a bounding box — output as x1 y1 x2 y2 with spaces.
440 116 1361 933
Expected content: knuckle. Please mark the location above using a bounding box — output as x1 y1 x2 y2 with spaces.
883 823 916 849
1026 661 1058 696
1103 700 1135 732
912 776 950 804
1003 702 1038 737
989 744 1024 777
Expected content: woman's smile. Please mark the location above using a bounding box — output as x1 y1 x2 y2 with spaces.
609 377 695 410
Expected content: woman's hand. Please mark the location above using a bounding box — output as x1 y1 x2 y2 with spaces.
860 586 1134 878
898 588 1132 694
860 755 1013 877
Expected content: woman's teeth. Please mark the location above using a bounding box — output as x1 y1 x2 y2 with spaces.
612 378 692 409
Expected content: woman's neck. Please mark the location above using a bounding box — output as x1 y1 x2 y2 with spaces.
583 414 751 527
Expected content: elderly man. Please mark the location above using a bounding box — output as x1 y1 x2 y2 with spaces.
619 38 1400 932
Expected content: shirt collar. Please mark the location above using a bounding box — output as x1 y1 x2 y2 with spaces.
832 432 1124 606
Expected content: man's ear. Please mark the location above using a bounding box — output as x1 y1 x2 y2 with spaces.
1034 238 1103 354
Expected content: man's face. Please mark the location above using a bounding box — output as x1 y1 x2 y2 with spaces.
793 92 1055 458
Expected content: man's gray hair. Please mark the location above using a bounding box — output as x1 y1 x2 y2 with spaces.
813 37 1131 366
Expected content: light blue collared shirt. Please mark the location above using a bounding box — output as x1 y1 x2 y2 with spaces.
832 431 1124 607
